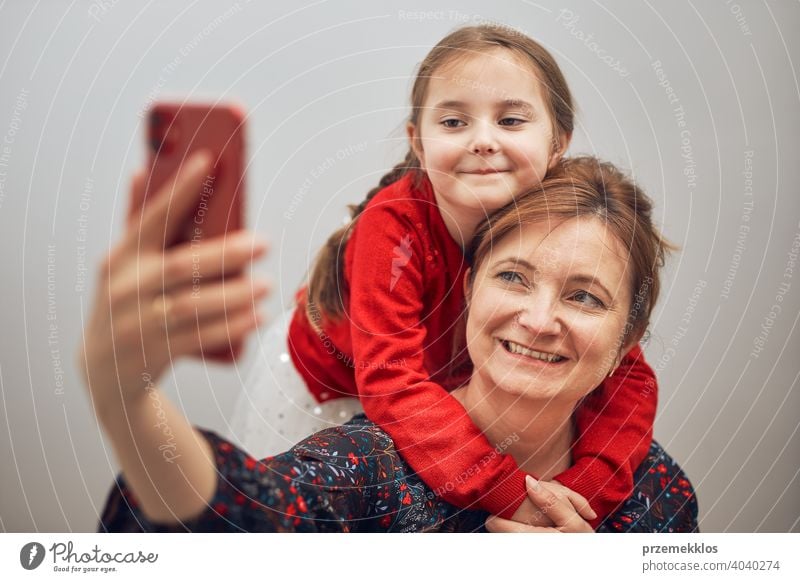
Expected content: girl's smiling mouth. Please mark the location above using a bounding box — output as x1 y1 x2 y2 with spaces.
459 168 510 175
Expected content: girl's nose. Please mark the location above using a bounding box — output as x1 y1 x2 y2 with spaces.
469 122 499 155
515 298 562 337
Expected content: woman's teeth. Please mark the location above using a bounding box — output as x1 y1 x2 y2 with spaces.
502 340 564 363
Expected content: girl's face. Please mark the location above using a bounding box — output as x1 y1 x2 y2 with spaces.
409 50 568 225
465 216 635 404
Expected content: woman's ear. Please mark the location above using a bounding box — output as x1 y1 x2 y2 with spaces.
547 131 572 170
620 327 645 358
407 122 424 167
462 268 473 308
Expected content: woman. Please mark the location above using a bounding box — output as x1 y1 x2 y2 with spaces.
84 155 697 533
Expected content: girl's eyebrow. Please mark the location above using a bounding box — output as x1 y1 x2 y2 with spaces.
432 99 469 110
432 98 536 115
501 98 534 111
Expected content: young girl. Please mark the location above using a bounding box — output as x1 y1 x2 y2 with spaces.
234 24 658 525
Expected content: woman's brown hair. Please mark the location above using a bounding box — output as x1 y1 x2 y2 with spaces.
305 23 575 323
467 156 674 341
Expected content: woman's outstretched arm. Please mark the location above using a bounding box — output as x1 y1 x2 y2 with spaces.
90 380 218 525
79 151 268 525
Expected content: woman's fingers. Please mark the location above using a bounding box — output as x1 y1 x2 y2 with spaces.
131 151 214 250
99 276 268 366
159 231 269 291
168 304 264 356
105 230 268 319
165 275 270 329
125 168 147 230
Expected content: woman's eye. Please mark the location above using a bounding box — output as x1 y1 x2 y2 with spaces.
572 290 606 309
441 118 465 128
498 117 525 127
498 271 525 285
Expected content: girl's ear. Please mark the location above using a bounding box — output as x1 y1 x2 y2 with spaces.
547 131 572 170
406 122 424 166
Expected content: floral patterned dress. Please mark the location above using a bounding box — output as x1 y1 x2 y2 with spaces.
98 415 698 533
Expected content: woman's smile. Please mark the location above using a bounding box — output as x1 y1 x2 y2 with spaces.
497 338 567 364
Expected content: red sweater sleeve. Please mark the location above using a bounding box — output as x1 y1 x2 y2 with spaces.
555 344 657 526
347 203 527 519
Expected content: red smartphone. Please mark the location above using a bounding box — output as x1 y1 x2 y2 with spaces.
131 101 248 362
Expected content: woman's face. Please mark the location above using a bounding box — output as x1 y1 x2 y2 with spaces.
465 215 635 403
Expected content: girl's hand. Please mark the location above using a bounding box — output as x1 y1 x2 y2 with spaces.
486 476 596 533
77 151 269 412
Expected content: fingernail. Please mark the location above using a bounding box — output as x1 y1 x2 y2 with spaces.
193 150 212 165
231 232 266 254
526 475 540 491
252 237 268 253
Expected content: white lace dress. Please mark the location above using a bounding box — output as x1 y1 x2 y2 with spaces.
226 310 363 459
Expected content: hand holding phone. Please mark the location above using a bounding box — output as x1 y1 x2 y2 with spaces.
129 102 251 362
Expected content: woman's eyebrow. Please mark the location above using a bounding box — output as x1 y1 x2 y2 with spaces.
493 257 536 271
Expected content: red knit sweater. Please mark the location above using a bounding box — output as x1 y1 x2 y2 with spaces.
288 173 657 523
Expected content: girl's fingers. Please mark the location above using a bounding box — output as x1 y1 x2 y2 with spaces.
548 479 597 521
132 151 213 250
525 477 593 532
563 489 597 522
159 231 269 291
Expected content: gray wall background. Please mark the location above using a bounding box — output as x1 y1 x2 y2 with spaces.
0 0 797 532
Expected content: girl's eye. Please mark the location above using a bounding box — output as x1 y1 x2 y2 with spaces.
498 271 525 285
499 117 525 127
441 118 465 128
571 290 606 309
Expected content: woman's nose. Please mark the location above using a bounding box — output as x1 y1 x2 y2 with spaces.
515 299 562 336
469 121 499 155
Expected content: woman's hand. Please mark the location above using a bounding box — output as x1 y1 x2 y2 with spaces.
486 476 596 533
77 151 269 413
